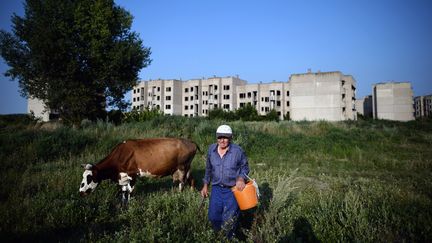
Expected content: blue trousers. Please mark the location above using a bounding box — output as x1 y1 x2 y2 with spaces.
208 185 239 238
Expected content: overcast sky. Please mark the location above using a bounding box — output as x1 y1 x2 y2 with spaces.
1 0 431 114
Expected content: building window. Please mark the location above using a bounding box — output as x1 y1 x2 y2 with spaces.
223 85 230 90
214 85 218 90
190 105 193 109
287 91 290 96
223 95 230 100
185 88 189 92
133 89 136 94
276 101 281 106
157 96 160 101
133 98 136 102
137 97 140 101
165 105 171 109
166 96 171 101
185 106 188 110
223 104 230 109
277 90 281 96
190 96 194 101
239 93 245 99
214 95 218 99
247 92 251 98
240 103 245 107
265 97 269 102
190 87 193 92
157 87 160 92
166 87 171 92
287 101 290 106
185 97 188 101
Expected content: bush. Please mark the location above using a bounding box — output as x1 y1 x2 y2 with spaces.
122 108 163 123
236 103 259 121
208 108 238 121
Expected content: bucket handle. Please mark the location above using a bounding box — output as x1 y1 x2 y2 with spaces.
244 173 260 198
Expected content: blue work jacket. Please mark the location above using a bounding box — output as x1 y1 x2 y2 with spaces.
203 143 249 187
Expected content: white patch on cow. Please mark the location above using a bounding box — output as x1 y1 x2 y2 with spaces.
172 169 185 191
138 168 157 178
118 172 132 185
118 172 133 193
79 170 99 193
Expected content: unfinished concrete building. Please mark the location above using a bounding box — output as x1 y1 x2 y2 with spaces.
132 71 356 121
355 95 373 118
372 82 414 121
288 71 357 121
236 81 290 119
414 94 432 119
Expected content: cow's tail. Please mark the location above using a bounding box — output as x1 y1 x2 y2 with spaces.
186 169 195 189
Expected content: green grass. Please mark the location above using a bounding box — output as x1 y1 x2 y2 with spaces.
0 116 431 242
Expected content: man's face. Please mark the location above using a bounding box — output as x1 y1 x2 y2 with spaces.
217 136 230 149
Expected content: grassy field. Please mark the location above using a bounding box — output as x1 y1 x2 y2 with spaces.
1 116 431 242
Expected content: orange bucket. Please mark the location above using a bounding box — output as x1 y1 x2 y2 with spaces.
232 181 258 210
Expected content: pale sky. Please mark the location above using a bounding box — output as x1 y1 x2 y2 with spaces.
1 0 431 114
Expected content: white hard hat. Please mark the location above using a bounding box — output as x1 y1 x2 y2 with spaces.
216 125 233 138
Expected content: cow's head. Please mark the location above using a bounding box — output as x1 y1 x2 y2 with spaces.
79 164 99 196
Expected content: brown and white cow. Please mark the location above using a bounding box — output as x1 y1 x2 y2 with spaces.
79 138 198 204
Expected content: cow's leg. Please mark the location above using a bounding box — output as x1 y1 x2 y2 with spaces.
186 168 195 189
172 169 186 191
118 172 133 207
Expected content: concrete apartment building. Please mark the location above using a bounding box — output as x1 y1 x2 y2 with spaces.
372 82 414 121
237 81 290 119
414 95 432 118
132 71 357 121
132 79 183 115
132 76 247 117
288 71 357 121
355 95 373 118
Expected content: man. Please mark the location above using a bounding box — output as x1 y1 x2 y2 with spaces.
200 124 250 238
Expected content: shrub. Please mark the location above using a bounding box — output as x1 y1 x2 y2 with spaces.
122 107 163 122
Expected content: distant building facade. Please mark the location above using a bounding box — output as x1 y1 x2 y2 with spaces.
414 95 432 119
372 82 414 121
132 71 357 121
288 71 356 121
355 95 373 118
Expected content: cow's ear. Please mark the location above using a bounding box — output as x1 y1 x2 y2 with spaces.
81 164 93 170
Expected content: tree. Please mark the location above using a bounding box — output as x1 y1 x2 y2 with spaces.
0 0 151 125
263 109 280 121
236 103 259 121
208 108 238 121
